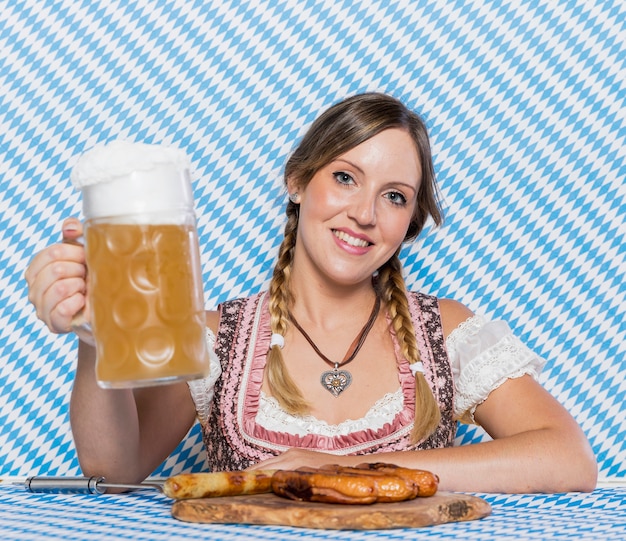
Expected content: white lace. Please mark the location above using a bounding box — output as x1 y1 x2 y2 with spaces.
256 390 404 437
187 328 221 425
187 315 546 431
447 315 546 423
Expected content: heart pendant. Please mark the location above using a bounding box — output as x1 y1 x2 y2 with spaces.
321 367 352 397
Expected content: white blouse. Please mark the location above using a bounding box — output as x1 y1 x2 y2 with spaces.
189 315 546 436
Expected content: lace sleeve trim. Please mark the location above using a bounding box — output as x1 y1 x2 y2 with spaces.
446 315 488 350
187 327 221 425
446 316 546 424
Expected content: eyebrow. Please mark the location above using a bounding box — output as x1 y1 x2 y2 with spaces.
332 159 419 194
333 158 365 175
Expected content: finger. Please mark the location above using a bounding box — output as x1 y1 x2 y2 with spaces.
25 243 86 288
27 258 86 306
25 245 60 286
25 217 83 284
29 262 87 333
40 278 87 333
61 218 84 243
54 291 88 332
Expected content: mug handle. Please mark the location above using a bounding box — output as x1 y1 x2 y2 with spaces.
63 235 95 347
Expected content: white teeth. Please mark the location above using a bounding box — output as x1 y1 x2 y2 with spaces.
334 230 370 247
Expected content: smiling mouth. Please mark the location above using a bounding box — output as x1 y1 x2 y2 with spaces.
333 230 372 248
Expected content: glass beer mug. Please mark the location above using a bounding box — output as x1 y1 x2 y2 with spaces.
71 141 210 388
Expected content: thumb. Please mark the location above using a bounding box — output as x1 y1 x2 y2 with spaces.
62 218 84 244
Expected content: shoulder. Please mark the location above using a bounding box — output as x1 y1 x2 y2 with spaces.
437 298 474 340
405 292 474 340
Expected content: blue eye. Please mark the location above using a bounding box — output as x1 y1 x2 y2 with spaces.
333 171 354 185
385 191 407 206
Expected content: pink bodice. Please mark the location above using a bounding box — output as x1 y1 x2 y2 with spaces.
201 291 455 471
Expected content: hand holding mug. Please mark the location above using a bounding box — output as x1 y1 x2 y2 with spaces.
25 218 88 336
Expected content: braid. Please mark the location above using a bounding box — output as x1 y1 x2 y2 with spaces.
377 252 441 443
265 209 309 415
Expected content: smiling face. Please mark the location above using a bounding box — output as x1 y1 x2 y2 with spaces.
289 128 422 289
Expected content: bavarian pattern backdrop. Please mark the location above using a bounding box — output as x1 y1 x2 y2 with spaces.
1 0 624 481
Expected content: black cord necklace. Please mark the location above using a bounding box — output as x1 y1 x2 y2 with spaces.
289 296 381 397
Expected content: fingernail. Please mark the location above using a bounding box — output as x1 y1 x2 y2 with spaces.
63 223 78 232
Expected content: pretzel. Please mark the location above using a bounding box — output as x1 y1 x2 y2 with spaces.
271 464 426 504
354 462 439 497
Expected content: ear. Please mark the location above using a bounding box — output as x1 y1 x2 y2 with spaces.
286 177 305 205
286 176 300 194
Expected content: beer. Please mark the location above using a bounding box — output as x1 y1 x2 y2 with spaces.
86 221 209 387
71 140 210 387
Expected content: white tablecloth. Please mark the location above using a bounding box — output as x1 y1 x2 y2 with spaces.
0 483 624 540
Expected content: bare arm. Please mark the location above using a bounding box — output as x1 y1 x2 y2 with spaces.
253 377 596 493
378 375 596 493
26 218 198 484
70 340 197 484
251 299 597 493
414 299 596 492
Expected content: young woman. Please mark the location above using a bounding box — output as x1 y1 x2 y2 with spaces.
25 93 597 493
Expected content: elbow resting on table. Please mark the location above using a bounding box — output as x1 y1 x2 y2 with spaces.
571 450 599 493
542 429 599 493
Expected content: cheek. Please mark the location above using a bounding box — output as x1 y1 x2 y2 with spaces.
382 210 414 242
302 185 343 219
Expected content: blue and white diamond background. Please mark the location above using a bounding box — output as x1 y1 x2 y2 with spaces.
0 0 623 481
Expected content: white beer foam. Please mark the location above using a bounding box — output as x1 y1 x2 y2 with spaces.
70 141 195 221
71 140 191 187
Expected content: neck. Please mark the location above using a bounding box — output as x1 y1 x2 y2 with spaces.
288 277 378 329
289 295 380 370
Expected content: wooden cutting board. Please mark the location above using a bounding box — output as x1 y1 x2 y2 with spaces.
172 491 492 530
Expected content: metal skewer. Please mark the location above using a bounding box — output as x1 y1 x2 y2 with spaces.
15 476 164 495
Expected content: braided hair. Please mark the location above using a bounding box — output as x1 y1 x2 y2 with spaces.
266 93 443 442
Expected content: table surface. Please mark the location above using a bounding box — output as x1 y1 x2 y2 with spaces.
1 481 624 540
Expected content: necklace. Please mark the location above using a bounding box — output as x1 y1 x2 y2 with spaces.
289 296 381 397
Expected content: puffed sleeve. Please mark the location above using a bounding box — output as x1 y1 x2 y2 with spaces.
446 315 546 424
187 327 222 425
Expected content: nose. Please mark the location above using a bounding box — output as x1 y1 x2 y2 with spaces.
348 190 377 226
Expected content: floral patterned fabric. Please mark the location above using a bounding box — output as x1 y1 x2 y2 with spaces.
200 291 455 471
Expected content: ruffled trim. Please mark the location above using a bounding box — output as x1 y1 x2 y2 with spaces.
447 316 546 423
187 327 222 426
239 293 271 441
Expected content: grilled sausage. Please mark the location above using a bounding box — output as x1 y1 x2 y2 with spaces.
163 470 277 499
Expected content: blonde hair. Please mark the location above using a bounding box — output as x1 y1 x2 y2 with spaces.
265 209 309 415
266 93 444 442
376 251 441 442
